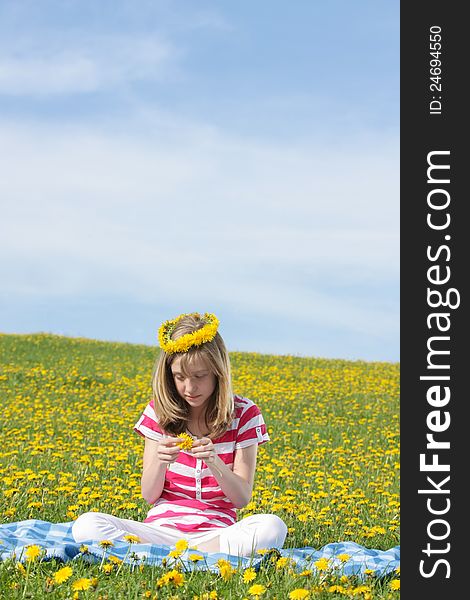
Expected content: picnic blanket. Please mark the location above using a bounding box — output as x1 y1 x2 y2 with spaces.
0 519 400 578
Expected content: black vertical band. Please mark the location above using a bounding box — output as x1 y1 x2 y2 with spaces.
401 2 466 597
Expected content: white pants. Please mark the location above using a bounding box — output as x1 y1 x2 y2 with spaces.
72 511 288 557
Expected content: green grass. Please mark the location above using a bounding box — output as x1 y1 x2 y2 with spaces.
0 333 400 599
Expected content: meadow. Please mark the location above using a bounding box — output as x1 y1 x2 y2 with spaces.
0 333 400 599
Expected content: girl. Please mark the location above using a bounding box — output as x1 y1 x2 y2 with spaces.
72 312 287 557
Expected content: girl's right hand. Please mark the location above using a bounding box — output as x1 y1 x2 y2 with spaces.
156 437 181 464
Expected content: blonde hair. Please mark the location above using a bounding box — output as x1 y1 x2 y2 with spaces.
152 314 234 438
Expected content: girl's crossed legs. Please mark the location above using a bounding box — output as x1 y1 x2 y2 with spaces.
72 512 287 557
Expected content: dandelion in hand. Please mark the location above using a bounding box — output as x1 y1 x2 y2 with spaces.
176 433 194 450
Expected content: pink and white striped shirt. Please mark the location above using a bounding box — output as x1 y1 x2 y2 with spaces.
133 395 269 533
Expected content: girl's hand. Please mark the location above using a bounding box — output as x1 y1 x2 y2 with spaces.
191 437 217 464
156 437 181 464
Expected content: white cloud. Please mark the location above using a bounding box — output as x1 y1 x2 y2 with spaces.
0 33 176 95
0 114 398 343
0 0 235 97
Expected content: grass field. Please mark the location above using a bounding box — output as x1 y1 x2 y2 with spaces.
0 333 400 599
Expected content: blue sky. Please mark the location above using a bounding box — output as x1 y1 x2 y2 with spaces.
0 0 399 362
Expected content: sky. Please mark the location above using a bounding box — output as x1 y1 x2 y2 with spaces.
0 0 399 362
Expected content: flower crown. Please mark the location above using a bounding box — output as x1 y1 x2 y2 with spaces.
158 312 220 354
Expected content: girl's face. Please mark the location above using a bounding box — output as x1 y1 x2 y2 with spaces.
170 355 217 412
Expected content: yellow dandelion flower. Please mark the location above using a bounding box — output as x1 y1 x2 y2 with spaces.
216 558 230 568
101 563 113 574
176 433 194 450
328 585 346 593
16 562 26 575
175 539 189 553
298 569 312 577
25 545 42 562
352 585 371 595
276 556 290 569
289 590 310 600
166 569 185 586
337 553 351 563
53 565 73 584
188 553 204 562
314 557 330 572
71 578 93 591
157 573 170 587
108 555 122 565
243 567 257 583
219 563 235 581
248 584 266 597
123 534 141 544
372 526 386 535
98 539 114 549
390 579 400 591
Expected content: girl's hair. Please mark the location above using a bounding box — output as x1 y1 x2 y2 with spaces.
152 313 234 438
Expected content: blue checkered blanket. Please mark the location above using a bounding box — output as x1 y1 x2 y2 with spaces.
0 519 399 577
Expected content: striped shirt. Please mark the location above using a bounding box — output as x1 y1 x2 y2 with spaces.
133 395 270 533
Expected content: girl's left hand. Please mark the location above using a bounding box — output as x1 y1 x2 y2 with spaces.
191 437 217 464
